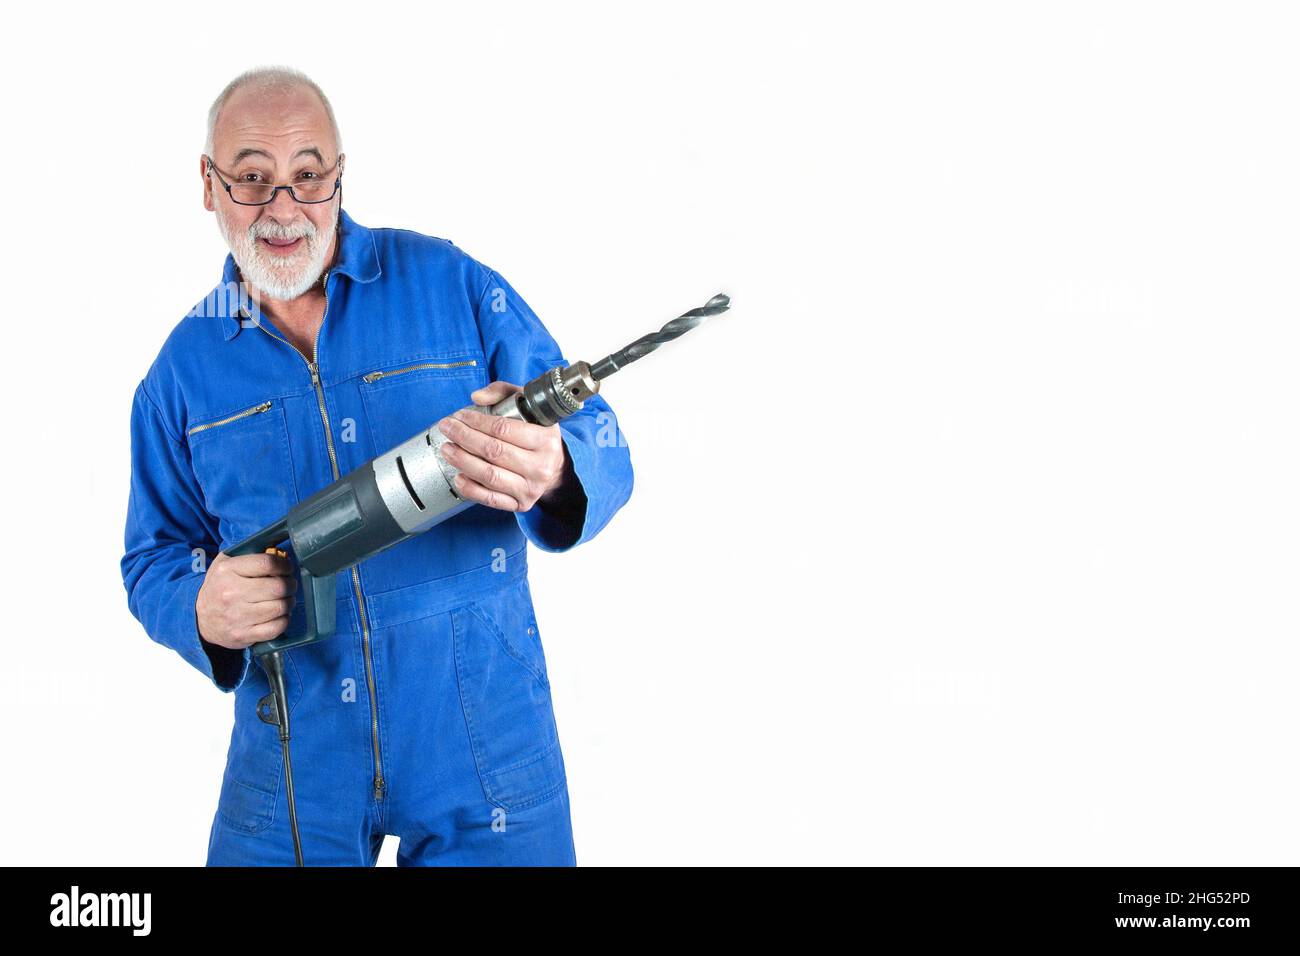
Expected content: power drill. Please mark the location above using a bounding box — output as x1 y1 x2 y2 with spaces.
223 292 730 865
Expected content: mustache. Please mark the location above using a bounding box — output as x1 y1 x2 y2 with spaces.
248 218 318 242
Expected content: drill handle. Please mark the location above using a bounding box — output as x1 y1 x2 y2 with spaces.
224 521 338 658
253 567 335 658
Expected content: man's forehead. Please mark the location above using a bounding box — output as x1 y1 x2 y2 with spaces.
214 86 336 162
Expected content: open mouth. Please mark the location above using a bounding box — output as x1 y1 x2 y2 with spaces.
259 235 304 254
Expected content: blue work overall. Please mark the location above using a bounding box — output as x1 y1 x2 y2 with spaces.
121 208 634 865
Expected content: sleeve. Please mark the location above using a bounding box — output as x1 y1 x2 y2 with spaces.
121 380 253 692
473 268 635 552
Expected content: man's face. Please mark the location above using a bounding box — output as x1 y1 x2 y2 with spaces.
203 84 343 302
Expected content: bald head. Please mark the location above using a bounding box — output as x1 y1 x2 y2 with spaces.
205 66 341 162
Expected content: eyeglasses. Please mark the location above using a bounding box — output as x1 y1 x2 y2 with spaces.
205 154 342 205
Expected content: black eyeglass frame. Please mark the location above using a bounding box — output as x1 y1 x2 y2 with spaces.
204 154 343 206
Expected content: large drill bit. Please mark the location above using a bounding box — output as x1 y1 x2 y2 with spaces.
588 293 730 381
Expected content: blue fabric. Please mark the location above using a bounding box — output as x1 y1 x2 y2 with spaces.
121 208 633 865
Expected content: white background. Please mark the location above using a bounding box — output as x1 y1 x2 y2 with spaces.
1 1 1297 865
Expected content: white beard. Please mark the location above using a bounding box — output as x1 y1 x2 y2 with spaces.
216 202 337 301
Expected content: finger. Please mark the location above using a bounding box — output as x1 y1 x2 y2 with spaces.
470 380 522 405
227 552 294 578
241 616 291 645
244 575 298 602
452 472 522 512
437 415 531 474
245 597 296 626
441 443 530 502
445 406 551 451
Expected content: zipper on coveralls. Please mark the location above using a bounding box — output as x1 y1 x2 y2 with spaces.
249 267 387 802
361 359 477 383
186 400 273 436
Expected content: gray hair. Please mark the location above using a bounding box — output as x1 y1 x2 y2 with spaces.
204 66 342 160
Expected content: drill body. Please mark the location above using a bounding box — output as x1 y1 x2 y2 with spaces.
225 360 601 656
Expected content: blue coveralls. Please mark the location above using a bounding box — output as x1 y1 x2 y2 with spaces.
121 208 634 865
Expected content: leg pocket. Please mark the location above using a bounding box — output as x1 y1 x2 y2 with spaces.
217 651 304 834
452 579 566 813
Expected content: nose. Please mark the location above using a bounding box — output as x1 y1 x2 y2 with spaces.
263 186 302 222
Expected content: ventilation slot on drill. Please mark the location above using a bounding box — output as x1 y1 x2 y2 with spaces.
395 456 425 510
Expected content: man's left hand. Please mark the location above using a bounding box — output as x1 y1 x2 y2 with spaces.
437 381 569 512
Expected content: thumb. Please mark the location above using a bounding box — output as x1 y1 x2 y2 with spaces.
470 380 521 405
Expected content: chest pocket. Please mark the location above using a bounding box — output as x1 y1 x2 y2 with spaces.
187 398 298 543
357 353 487 457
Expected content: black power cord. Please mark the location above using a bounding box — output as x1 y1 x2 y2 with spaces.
257 649 304 866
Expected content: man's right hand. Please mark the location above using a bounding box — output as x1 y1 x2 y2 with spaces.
196 551 298 651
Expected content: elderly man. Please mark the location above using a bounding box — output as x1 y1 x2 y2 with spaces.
121 67 634 866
